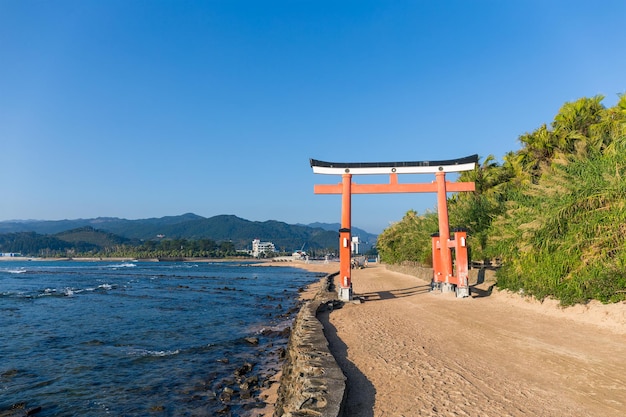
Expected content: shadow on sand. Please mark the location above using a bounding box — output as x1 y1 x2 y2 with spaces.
358 284 431 301
318 309 376 417
470 268 496 298
356 269 497 301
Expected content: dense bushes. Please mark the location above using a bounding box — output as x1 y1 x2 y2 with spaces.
377 210 438 265
377 94 626 305
491 150 626 304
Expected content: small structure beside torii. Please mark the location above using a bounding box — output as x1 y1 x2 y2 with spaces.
310 154 478 301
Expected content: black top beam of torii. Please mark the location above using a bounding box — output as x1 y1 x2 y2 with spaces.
310 154 478 175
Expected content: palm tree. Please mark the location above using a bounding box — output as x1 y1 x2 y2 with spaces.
517 124 559 180
552 95 604 140
502 150 531 188
598 94 626 156
458 154 501 195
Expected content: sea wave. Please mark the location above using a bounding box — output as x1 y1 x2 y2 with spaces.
0 260 319 416
127 348 181 357
39 287 76 297
106 262 137 269
84 283 116 292
97 283 114 290
1 267 27 274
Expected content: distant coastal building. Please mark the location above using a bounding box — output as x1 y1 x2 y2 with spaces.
1 253 23 257
292 250 306 260
251 239 275 258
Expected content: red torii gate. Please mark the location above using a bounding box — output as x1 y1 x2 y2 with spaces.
310 155 478 300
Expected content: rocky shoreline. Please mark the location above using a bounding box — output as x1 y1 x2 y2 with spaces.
272 272 346 417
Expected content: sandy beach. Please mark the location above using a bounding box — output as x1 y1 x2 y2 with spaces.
269 260 626 417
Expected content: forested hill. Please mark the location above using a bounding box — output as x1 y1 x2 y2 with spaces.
0 213 204 237
0 214 377 255
0 227 136 257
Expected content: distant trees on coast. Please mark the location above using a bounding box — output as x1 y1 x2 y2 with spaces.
377 94 626 305
0 230 241 259
0 227 341 260
0 216 348 258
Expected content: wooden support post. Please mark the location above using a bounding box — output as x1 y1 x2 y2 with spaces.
452 230 470 297
431 233 442 290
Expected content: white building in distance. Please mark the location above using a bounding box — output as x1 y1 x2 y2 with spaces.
252 239 276 258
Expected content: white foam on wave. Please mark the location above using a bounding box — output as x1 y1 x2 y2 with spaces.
39 287 76 297
43 288 55 295
3 268 27 274
86 283 114 290
127 348 180 357
108 262 137 269
161 263 198 270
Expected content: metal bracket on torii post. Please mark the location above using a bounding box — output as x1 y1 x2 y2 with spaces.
310 154 478 301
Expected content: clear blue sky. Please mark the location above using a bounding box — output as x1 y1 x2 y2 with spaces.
1 1 625 234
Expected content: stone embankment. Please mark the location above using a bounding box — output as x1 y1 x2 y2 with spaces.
384 261 433 280
273 273 346 417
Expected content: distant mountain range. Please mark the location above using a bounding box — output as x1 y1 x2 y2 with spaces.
0 213 377 252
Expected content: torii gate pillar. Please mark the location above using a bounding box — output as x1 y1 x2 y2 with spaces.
435 171 453 288
338 174 353 300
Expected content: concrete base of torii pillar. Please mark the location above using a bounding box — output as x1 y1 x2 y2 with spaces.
338 285 352 301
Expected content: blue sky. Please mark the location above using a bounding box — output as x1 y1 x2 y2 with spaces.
1 1 625 234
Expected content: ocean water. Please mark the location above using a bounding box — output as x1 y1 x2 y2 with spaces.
0 260 323 416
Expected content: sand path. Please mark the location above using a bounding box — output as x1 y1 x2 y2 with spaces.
305 262 626 417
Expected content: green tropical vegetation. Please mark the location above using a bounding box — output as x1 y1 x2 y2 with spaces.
377 94 626 305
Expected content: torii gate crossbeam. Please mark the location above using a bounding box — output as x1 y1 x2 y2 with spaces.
311 155 478 301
